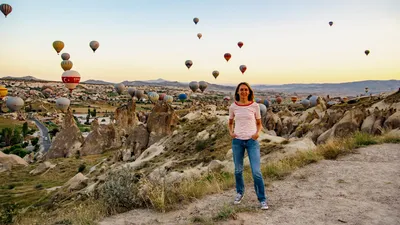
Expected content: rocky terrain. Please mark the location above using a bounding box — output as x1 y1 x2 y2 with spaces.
0 84 399 224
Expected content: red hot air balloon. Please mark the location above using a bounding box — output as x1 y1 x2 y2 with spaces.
62 70 81 93
224 53 231 62
238 41 243 48
239 65 247 74
0 4 12 18
276 96 282 104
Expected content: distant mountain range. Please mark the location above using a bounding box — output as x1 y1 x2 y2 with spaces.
1 76 399 95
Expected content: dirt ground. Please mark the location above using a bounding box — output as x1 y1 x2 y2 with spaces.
99 143 400 225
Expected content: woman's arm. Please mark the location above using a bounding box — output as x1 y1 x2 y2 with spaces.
252 118 262 140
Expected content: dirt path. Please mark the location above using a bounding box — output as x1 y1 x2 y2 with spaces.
99 143 400 225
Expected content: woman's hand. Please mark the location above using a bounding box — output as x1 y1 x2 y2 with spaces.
251 133 259 140
230 132 237 139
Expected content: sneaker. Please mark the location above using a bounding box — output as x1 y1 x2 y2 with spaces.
260 201 269 210
234 193 244 205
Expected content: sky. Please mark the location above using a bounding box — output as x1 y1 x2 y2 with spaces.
0 0 399 85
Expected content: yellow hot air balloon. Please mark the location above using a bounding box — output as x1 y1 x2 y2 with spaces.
53 40 64 55
61 60 73 71
0 85 8 100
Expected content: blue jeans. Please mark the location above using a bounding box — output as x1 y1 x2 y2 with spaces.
232 138 266 202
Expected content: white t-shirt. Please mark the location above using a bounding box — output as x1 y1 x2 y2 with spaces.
229 101 261 140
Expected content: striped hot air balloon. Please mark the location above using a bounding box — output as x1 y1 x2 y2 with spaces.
62 70 81 93
0 85 8 100
0 4 12 18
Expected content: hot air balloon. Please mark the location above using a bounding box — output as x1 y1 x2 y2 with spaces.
224 53 231 62
6 97 24 112
185 60 193 69
255 98 261 103
276 96 282 104
61 60 73 71
238 41 243 48
365 50 370 56
291 96 298 103
193 17 199 24
0 85 8 100
309 95 318 107
199 81 208 93
239 65 247 74
62 70 81 93
212 70 219 79
300 99 310 108
61 53 70 60
197 33 202 39
223 96 231 101
147 92 159 104
259 103 267 117
159 93 166 101
263 99 269 108
329 21 333 26
342 97 348 102
53 41 65 55
0 4 12 18
128 87 136 98
135 90 144 100
114 83 125 95
90 40 100 53
164 95 173 104
56 97 70 112
178 93 187 103
189 81 199 92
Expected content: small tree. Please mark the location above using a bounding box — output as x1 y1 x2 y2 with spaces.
87 108 91 118
91 108 97 117
22 122 29 138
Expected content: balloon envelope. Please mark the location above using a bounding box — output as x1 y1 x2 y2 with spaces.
365 50 370 55
61 60 73 71
197 33 202 39
127 87 136 97
135 90 144 100
62 70 81 92
53 41 64 55
178 93 187 102
259 103 267 117
56 97 70 112
90 40 100 52
212 70 219 79
193 17 199 24
309 96 318 107
0 85 8 99
300 99 310 108
263 99 269 108
147 92 159 103
6 97 24 112
329 21 333 26
164 95 173 103
224 53 231 62
238 41 243 48
114 83 125 95
185 60 193 69
239 65 247 74
189 81 199 92
61 53 70 60
199 81 208 92
0 4 12 17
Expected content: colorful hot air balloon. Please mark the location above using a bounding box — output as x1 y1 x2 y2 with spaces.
259 103 267 117
329 21 333 26
223 96 231 101
193 17 199 24
189 81 199 92
185 60 193 69
0 4 12 18
114 83 125 95
238 41 243 48
309 96 318 107
128 87 136 98
164 95 173 104
276 96 282 104
239 65 247 74
212 70 219 79
178 93 187 103
365 50 370 56
291 96 298 103
147 92 159 104
53 41 64 55
197 33 202 39
6 97 24 112
199 81 208 93
61 70 81 93
0 85 8 100
159 93 166 101
56 97 70 112
224 53 231 62
90 40 100 53
61 53 70 60
61 60 73 71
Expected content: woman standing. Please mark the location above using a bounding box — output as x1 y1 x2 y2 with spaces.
228 82 268 210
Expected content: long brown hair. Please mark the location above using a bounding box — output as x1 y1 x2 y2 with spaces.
234 82 254 101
